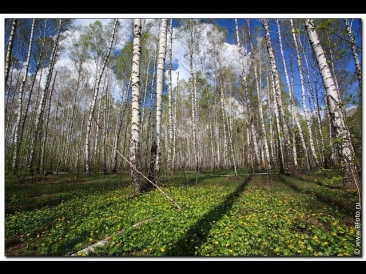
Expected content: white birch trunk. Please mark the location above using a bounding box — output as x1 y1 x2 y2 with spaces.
276 19 305 170
290 19 318 167
112 80 130 173
149 19 168 184
40 72 56 174
227 103 238 176
12 19 34 173
269 116 275 166
305 19 361 194
289 55 311 170
262 19 295 174
85 19 118 175
130 19 143 193
5 19 18 89
304 43 327 168
167 19 173 172
269 75 285 173
27 19 62 174
172 72 179 171
145 46 158 171
344 19 361 95
219 86 228 168
189 20 199 172
245 18 271 170
235 19 260 170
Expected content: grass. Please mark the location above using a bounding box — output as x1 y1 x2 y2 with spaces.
4 168 361 257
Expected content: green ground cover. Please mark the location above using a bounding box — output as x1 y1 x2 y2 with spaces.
5 169 361 257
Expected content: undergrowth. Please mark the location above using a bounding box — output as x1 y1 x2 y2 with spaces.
5 169 361 257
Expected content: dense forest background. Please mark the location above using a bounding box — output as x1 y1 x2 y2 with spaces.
3 17 362 194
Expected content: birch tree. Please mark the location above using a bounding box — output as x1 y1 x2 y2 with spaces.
344 19 361 98
12 19 35 173
305 19 361 197
27 19 63 175
129 19 144 193
261 18 296 174
167 18 174 173
149 19 168 185
40 72 57 174
290 19 319 168
112 80 130 174
85 19 118 175
244 18 271 170
276 19 309 170
5 18 18 89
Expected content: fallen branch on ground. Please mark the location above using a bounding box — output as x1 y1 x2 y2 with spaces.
108 143 181 211
70 216 157 256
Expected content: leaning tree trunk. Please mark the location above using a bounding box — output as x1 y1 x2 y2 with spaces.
289 53 311 170
344 19 361 97
85 19 118 175
149 19 168 186
276 19 308 170
291 19 318 168
27 19 63 175
5 18 18 89
302 39 327 168
305 19 361 200
261 18 296 174
12 18 34 173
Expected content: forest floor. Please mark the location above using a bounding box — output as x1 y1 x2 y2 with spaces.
4 168 362 258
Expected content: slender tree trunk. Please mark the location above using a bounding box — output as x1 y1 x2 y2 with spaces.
167 19 173 173
144 43 158 172
305 19 361 197
40 72 56 174
93 96 102 167
227 101 238 176
262 19 296 174
85 19 118 175
269 116 275 168
67 57 86 171
28 19 63 175
188 19 200 172
245 18 271 170
269 75 285 174
235 19 260 170
276 19 306 170
219 85 229 168
302 41 327 168
344 19 361 97
291 19 318 167
112 80 130 173
5 19 18 89
288 53 311 170
12 19 34 173
102 86 110 175
130 19 143 193
172 72 179 172
149 19 168 185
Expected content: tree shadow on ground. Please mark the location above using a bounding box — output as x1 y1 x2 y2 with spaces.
278 175 355 217
164 175 251 256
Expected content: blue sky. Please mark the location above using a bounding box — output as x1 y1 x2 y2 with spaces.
3 15 363 112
